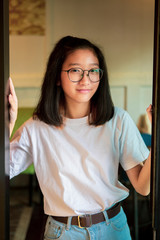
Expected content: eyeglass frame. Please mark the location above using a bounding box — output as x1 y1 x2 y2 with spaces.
61 67 104 83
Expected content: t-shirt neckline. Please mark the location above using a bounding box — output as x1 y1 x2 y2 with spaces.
64 116 89 126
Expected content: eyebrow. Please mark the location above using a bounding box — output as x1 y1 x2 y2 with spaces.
68 63 99 67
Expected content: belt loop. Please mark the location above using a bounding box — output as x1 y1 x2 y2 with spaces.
103 209 110 225
66 216 72 230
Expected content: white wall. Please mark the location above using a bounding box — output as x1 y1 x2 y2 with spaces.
10 0 154 123
110 85 152 122
46 0 154 86
10 36 46 87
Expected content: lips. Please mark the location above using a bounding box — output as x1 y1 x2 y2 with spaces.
77 89 91 93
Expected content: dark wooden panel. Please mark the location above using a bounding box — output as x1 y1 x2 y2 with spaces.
151 0 160 239
0 0 10 239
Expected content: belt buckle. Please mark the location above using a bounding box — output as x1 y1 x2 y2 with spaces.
78 214 92 228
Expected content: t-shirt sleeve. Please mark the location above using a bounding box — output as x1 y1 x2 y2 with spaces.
10 125 33 179
119 111 150 171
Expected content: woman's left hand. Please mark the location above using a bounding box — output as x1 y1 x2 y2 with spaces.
146 104 152 123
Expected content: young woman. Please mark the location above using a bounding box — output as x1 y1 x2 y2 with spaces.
9 36 152 240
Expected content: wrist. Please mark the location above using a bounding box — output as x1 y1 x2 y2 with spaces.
9 122 16 137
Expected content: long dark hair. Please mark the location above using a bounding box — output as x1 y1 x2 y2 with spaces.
33 36 114 126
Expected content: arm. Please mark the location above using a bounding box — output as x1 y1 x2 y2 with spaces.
8 77 18 137
126 105 152 196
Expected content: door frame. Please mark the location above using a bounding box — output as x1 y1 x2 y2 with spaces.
0 0 10 239
151 0 160 239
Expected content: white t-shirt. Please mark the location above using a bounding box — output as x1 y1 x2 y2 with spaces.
10 107 149 216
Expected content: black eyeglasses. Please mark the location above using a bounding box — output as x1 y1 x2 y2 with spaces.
62 68 103 83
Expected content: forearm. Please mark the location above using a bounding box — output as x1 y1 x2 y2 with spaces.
127 105 152 195
126 150 151 196
137 151 151 195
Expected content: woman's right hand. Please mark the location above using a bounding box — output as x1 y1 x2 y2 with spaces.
9 77 18 136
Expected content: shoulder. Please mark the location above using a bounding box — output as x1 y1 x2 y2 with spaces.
110 107 129 124
11 118 56 144
113 107 128 118
112 107 134 124
106 107 135 134
14 117 48 136
26 116 54 127
18 117 40 131
23 117 54 134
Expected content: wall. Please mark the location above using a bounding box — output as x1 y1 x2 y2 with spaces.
10 0 154 123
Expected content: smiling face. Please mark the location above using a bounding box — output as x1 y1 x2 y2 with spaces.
60 48 100 117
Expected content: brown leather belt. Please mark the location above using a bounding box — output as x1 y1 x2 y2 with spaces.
52 202 121 228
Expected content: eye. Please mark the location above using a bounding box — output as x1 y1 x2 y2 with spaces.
90 68 100 73
70 68 81 73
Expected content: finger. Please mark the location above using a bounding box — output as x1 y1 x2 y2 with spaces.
8 94 15 107
9 77 17 102
146 104 152 123
146 104 152 112
9 77 16 96
8 92 18 108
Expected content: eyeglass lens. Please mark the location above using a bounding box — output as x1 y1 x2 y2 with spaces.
68 68 103 82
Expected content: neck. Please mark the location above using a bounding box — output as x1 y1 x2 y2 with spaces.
65 102 90 119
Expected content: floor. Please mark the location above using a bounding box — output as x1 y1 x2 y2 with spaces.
10 187 32 240
10 183 47 240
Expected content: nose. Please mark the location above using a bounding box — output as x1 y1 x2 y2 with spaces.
80 70 90 85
